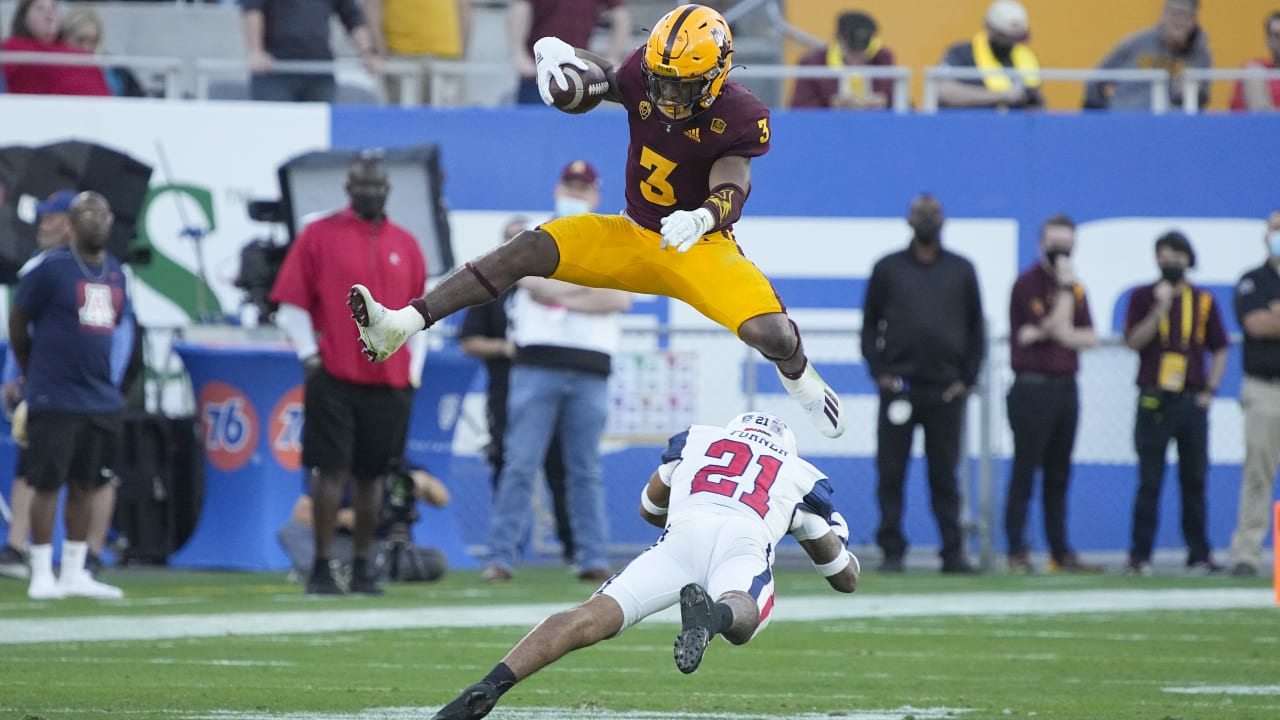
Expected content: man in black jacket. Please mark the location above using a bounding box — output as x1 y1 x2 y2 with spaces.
861 194 985 574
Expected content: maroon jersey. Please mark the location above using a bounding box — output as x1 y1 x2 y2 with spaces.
1008 262 1094 376
614 49 771 233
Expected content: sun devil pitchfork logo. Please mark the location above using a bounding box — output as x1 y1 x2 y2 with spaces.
199 381 260 472
269 385 304 471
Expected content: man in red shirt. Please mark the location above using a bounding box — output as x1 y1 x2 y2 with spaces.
1122 231 1228 575
1230 12 1280 112
270 153 427 595
507 0 631 105
1 0 109 96
789 11 896 110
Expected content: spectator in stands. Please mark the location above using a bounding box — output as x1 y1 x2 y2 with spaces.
861 194 984 575
0 191 129 583
277 462 449 584
1 0 110 96
1083 0 1211 111
1122 231 1227 575
10 192 128 600
459 216 576 568
59 7 145 97
269 153 427 594
506 0 631 105
1230 12 1280 112
937 0 1043 110
241 0 382 103
789 11 895 110
1226 211 1280 577
481 161 630 583
363 0 471 105
1004 214 1101 575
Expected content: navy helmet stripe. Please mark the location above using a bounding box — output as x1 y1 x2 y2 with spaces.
662 5 699 64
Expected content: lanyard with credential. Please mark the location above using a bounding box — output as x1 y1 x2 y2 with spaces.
1157 285 1193 350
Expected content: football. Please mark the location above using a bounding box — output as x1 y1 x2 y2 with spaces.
547 60 609 114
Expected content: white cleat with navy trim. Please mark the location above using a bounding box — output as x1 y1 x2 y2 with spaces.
777 365 845 438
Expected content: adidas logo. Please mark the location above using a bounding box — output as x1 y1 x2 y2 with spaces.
684 128 701 142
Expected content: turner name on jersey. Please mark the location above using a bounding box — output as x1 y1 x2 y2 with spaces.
659 424 835 541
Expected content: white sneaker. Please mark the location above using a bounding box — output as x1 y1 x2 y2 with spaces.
347 284 420 362
28 574 64 600
59 572 124 599
777 365 845 438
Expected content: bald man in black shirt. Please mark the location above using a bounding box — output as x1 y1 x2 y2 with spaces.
861 194 985 574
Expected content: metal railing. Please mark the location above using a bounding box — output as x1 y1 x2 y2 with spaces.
1181 67 1280 113
922 66 1174 113
736 64 914 113
0 50 185 99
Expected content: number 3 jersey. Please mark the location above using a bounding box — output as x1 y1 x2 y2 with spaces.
658 424 836 544
614 48 771 234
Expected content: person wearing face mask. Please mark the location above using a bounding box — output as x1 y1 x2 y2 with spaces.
477 161 632 583
861 194 986 574
1226 211 1280 577
459 214 575 571
1003 214 1100 575
1122 230 1228 575
937 0 1044 110
1083 0 1211 111
269 151 428 595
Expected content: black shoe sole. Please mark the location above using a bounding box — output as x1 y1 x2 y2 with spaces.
674 583 713 674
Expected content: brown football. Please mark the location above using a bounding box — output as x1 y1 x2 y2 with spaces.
548 60 609 114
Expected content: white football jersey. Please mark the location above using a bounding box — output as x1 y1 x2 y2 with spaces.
659 424 836 543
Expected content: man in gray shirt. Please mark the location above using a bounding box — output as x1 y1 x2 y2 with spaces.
1083 0 1211 111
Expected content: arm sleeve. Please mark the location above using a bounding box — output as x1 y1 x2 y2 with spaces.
722 104 771 159
334 0 367 31
871 48 896 99
790 77 825 108
860 263 886 379
1076 289 1094 329
275 302 319 360
109 311 136 388
1084 38 1133 108
1008 276 1031 333
1235 272 1270 320
660 428 690 464
963 262 986 386
1206 297 1229 352
1123 288 1148 337
1 346 20 385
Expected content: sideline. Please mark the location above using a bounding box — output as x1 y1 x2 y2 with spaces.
0 587 1270 645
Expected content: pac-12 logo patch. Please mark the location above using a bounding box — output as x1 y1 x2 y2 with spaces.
269 385 304 471
199 381 260 472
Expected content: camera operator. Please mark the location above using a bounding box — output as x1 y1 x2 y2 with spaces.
276 461 449 587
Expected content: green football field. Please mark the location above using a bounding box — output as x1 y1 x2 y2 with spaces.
2 567 1278 720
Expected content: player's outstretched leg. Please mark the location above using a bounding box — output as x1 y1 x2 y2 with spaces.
776 364 845 438
430 681 501 720
347 284 424 362
674 583 716 674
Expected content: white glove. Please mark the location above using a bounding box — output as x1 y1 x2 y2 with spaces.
534 36 588 106
829 511 850 547
659 208 715 253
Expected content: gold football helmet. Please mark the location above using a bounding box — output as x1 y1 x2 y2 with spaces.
641 4 733 121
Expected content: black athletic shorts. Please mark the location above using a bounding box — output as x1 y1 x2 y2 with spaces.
302 369 413 478
24 410 120 491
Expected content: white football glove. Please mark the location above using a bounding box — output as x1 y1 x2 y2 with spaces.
829 511 850 547
659 207 715 253
533 36 588 106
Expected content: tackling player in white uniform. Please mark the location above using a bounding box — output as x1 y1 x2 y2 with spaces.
430 412 859 720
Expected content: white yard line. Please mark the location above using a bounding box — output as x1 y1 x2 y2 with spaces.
0 588 1270 645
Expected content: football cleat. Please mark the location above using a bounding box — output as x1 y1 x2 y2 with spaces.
776 365 845 438
673 583 715 674
431 681 500 720
347 284 420 362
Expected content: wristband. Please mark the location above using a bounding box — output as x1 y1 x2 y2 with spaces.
813 549 853 577
640 488 667 516
699 182 746 231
